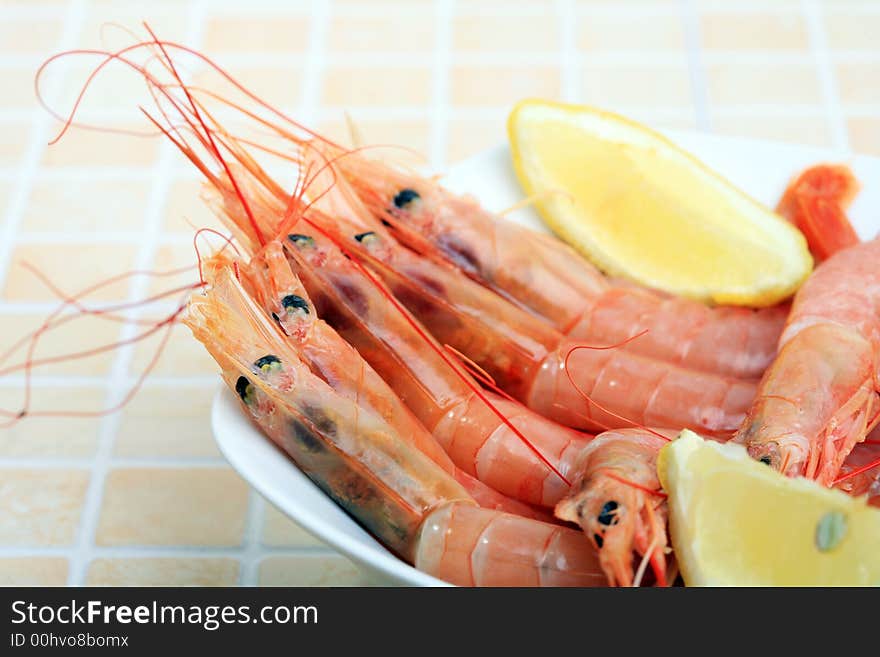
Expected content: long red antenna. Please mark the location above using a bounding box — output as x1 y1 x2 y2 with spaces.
833 457 880 485
292 212 571 486
0 267 193 428
606 472 668 499
36 31 619 487
562 333 672 442
143 23 265 248
169 92 576 486
442 344 520 405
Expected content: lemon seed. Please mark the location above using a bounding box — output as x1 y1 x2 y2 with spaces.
815 510 847 552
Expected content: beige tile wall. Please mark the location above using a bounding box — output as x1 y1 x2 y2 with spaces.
0 0 877 586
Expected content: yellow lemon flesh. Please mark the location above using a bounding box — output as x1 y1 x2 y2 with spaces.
508 99 812 306
658 430 880 586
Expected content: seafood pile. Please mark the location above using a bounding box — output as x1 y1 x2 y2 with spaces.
34 36 880 586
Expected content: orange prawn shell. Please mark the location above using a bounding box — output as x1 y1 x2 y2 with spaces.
736 237 880 484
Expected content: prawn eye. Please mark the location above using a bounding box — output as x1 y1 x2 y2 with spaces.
393 188 420 209
759 455 772 466
288 234 315 248
593 533 604 549
254 354 282 373
354 231 378 245
597 500 619 526
235 376 255 405
281 294 310 315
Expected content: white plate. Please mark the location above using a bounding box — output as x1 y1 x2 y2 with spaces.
213 132 880 587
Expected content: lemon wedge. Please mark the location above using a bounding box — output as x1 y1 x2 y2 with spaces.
658 430 880 586
508 99 812 306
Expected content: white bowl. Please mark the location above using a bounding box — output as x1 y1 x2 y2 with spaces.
213 134 880 587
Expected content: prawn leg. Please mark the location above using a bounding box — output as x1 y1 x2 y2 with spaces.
189 252 605 584
735 238 880 483
555 429 673 586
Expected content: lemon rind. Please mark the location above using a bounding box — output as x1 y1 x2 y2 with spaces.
508 99 813 307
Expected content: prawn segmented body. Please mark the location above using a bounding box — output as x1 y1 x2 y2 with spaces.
328 148 788 381
34 33 880 588
735 238 880 484
187 253 606 585
202 154 739 585
187 263 468 558
313 203 756 437
71 35 757 439
237 243 548 520
200 143 754 438
417 503 607 586
206 173 591 508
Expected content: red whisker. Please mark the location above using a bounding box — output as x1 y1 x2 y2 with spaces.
0 295 185 430
187 102 417 217
37 37 334 151
3 283 199 356
37 32 573 485
605 473 668 498
295 213 571 487
144 72 200 156
193 227 240 284
0 262 198 370
142 25 264 248
579 329 650 351
780 450 792 477
442 344 521 404
443 344 496 386
227 133 304 167
183 84 423 175
21 260 198 318
563 341 671 442
0 306 184 378
551 402 613 434
650 550 668 588
14 36 268 427
833 457 880 485
36 38 259 245
761 394 801 410
37 44 186 144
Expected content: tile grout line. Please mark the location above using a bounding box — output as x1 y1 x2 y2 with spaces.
559 0 578 102
0 99 860 133
681 0 712 132
239 489 265 586
5 48 875 76
803 0 850 153
66 0 209 586
0 546 336 559
0 6 79 21
298 0 331 128
429 0 453 171
4 0 870 589
0 1 87 298
0 458 230 469
0 374 218 386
